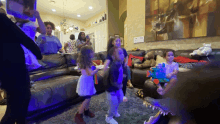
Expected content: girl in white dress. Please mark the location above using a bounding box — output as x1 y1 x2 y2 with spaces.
75 46 99 124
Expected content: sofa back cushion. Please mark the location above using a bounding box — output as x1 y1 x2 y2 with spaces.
65 53 78 67
30 68 70 82
65 52 102 67
127 50 146 57
145 49 175 59
99 51 107 62
29 54 67 74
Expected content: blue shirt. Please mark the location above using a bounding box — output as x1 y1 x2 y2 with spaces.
36 34 62 55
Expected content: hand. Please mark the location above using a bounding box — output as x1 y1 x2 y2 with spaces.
30 10 40 19
157 87 164 95
86 38 90 44
41 36 46 44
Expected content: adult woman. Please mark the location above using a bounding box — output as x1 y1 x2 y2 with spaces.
76 32 92 52
102 37 133 102
64 34 77 53
36 21 63 55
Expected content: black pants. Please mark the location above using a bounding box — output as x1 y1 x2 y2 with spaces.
0 64 31 124
0 87 31 124
122 66 128 96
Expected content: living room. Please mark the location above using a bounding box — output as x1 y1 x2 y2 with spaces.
0 0 220 124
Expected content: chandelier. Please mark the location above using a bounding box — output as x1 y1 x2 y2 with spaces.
55 0 78 34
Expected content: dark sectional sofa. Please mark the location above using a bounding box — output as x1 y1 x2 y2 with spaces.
26 48 220 118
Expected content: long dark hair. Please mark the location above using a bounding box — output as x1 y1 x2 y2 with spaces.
77 46 93 69
107 37 117 54
78 32 86 41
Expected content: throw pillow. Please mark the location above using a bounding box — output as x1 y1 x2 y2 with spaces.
128 54 144 67
156 55 166 66
92 60 103 66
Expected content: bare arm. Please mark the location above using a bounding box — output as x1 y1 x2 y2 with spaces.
64 43 68 53
77 42 87 49
124 56 128 66
103 59 111 72
34 10 46 35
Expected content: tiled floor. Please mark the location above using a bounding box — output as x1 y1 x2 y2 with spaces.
0 105 6 120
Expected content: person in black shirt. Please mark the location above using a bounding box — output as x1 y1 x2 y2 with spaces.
0 13 42 124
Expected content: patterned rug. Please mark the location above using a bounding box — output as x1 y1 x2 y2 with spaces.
29 88 159 124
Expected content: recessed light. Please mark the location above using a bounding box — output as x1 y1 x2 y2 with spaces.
89 6 93 9
52 9 56 12
77 14 81 17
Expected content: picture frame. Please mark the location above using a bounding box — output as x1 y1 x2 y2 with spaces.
120 37 124 45
114 34 120 38
110 35 114 39
6 0 37 21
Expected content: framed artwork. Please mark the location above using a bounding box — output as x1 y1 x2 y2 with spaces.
6 0 37 21
120 37 124 45
145 0 220 42
110 35 114 39
114 34 120 38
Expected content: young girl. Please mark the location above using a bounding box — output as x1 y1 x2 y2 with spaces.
145 50 179 124
102 37 133 102
74 46 99 124
105 46 125 124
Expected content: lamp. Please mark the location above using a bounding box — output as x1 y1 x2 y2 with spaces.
55 0 79 34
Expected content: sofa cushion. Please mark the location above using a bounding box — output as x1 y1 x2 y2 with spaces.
29 75 79 112
127 50 146 57
65 53 78 67
156 55 166 66
98 51 107 62
145 49 175 59
30 68 70 82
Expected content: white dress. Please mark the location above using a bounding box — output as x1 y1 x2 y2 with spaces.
76 74 96 96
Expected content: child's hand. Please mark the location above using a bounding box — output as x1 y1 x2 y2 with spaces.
166 73 172 78
157 86 164 95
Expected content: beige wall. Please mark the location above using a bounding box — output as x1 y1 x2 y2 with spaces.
84 10 106 29
107 0 124 37
119 0 126 19
124 0 220 51
39 12 85 30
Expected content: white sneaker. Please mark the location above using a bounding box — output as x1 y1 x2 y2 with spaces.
105 115 118 124
114 112 120 117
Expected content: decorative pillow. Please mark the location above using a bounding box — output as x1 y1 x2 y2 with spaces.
128 54 144 67
156 55 166 66
92 60 103 66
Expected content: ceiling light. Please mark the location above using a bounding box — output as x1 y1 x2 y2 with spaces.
0 0 5 1
69 27 73 30
77 14 81 17
89 6 93 9
52 9 56 12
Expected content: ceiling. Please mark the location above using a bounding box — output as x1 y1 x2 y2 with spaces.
36 0 107 21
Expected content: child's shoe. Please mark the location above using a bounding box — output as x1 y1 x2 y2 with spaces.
84 109 95 118
105 115 118 124
74 112 86 124
123 96 128 102
114 112 120 117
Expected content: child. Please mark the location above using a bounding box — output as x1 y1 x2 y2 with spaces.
102 37 132 103
104 46 125 124
74 46 99 124
145 50 179 124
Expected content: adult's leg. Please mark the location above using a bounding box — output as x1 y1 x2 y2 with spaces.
0 64 31 124
127 66 134 88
